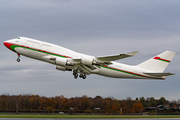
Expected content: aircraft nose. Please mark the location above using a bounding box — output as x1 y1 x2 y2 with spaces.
3 40 13 50
3 41 9 48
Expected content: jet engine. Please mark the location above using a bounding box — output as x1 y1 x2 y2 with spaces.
56 66 72 71
81 56 99 66
55 57 74 66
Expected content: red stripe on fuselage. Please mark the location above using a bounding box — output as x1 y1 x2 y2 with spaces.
102 65 164 80
3 42 72 58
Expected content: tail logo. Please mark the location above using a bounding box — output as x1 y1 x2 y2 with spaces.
153 56 170 63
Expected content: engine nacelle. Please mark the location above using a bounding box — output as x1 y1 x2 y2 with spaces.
81 56 94 66
55 57 74 66
56 66 72 71
81 56 99 66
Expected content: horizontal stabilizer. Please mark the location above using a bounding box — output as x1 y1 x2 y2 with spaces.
97 51 138 61
144 73 175 77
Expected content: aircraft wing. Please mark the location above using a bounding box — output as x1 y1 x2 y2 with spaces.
42 51 138 75
144 73 175 77
42 55 97 74
96 51 138 61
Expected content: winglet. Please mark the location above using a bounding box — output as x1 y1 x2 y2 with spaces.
126 51 139 56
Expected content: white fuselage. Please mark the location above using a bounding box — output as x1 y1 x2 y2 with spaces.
3 37 165 79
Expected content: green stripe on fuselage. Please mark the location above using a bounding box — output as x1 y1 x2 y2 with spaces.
11 45 66 58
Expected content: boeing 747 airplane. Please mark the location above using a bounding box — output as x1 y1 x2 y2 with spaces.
4 37 176 79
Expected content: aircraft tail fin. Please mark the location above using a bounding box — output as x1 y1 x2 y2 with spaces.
137 51 176 72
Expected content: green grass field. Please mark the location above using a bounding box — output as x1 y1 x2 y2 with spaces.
0 114 180 118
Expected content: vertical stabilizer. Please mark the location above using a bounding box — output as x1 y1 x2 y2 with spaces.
137 51 176 72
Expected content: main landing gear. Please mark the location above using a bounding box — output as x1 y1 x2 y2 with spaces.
73 70 78 79
73 70 86 79
17 53 20 62
79 74 86 79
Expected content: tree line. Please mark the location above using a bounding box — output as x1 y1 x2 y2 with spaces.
0 94 178 114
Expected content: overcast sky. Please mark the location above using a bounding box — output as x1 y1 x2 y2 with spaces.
1 0 180 101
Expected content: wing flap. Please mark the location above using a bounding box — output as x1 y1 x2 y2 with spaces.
96 51 138 61
144 73 175 77
78 65 91 74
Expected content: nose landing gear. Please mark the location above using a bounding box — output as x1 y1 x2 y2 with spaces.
17 53 20 62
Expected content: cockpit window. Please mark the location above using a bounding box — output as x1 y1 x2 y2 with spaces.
16 37 20 42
